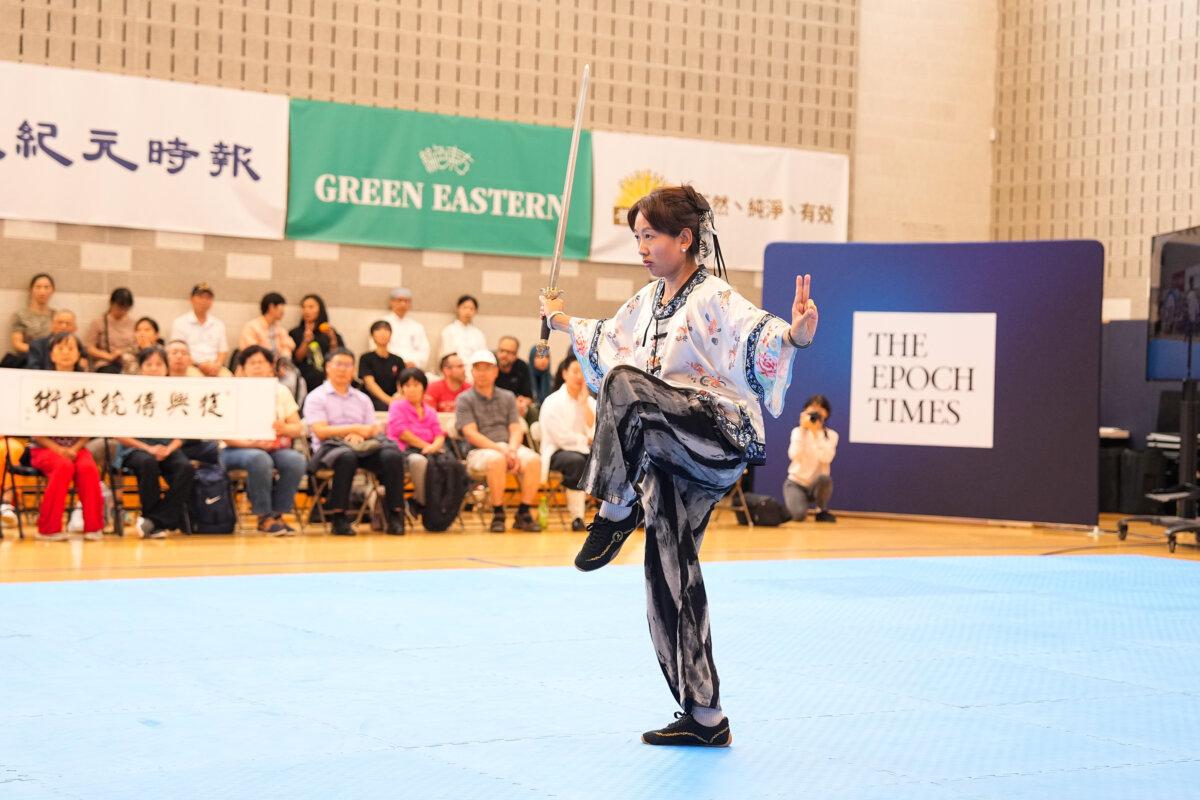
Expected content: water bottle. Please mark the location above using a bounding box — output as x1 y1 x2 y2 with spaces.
538 496 550 531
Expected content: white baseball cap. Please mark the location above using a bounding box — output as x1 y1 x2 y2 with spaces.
468 349 497 366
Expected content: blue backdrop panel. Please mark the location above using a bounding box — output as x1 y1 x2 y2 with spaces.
761 241 1103 526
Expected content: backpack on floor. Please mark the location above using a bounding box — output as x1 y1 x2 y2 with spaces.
422 451 469 532
189 462 236 533
734 493 789 527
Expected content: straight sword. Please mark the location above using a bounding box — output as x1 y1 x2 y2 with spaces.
537 63 591 357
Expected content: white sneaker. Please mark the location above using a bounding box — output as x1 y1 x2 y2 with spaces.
82 530 104 542
67 507 84 532
135 515 165 539
34 531 69 542
0 503 16 524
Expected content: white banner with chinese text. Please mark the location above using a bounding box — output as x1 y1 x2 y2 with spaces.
589 131 849 271
0 61 288 239
0 369 277 439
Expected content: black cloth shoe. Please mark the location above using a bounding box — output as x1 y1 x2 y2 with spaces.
571 517 586 532
641 712 732 747
512 507 539 532
489 512 506 533
331 514 355 536
815 510 837 523
574 503 644 572
385 508 405 535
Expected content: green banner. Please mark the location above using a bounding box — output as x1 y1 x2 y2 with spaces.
286 99 592 259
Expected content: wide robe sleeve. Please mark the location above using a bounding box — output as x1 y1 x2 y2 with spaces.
722 289 799 419
567 289 649 393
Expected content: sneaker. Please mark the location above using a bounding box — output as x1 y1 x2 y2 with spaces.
258 515 288 535
34 531 69 542
814 510 837 523
331 515 355 536
384 508 405 535
575 503 644 572
82 530 104 542
489 512 506 533
135 515 165 539
67 507 84 532
641 712 732 747
512 507 539 532
0 502 16 525
571 517 586 532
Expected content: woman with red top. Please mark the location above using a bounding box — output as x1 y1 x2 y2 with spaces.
385 368 446 511
27 332 105 541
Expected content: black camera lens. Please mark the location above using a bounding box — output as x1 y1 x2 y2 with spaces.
808 412 822 423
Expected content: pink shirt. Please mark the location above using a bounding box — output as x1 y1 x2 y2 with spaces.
386 399 444 447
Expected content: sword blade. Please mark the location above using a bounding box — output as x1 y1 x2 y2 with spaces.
546 62 591 292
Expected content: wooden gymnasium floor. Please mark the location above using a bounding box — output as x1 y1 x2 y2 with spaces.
0 510 1193 583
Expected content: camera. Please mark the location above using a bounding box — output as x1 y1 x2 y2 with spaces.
807 411 823 424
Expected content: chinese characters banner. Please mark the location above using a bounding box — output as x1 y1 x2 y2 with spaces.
0 61 288 239
286 99 592 259
589 131 849 271
2 369 277 439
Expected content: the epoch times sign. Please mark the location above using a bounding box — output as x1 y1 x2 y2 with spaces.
849 312 996 448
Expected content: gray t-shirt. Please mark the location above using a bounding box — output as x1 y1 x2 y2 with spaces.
455 386 519 444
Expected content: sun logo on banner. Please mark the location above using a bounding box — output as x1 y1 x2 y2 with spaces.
612 170 666 225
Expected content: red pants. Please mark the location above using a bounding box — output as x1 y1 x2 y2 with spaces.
28 447 104 534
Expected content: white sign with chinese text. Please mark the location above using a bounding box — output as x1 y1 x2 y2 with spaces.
0 61 288 239
589 131 849 271
0 369 277 439
849 312 997 448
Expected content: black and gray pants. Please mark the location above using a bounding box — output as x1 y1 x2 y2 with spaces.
582 365 746 713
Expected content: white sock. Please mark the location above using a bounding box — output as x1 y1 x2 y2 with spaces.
566 490 586 521
599 501 631 522
691 705 725 726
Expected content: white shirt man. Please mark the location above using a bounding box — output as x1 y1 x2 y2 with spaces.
380 287 430 370
169 283 228 376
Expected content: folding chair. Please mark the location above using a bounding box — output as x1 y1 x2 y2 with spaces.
713 469 754 529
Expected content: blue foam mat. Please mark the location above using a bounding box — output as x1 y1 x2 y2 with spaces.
1 555 1196 799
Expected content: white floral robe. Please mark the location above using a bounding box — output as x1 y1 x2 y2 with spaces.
568 268 798 464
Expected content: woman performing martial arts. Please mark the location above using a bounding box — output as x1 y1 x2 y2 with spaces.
539 185 819 747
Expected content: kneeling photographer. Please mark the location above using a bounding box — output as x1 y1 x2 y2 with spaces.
783 394 838 523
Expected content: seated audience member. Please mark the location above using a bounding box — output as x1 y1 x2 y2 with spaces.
528 344 552 405
124 317 164 374
162 340 220 464
115 346 195 538
26 332 104 541
220 346 306 535
290 293 341 395
239 292 295 362
83 287 135 373
302 348 405 535
165 339 204 378
538 359 596 531
6 272 56 364
386 368 445 512
455 350 541 533
783 394 839 523
439 294 487 359
426 352 471 413
381 287 430 370
25 309 81 370
359 320 404 412
170 283 229 377
495 335 535 417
